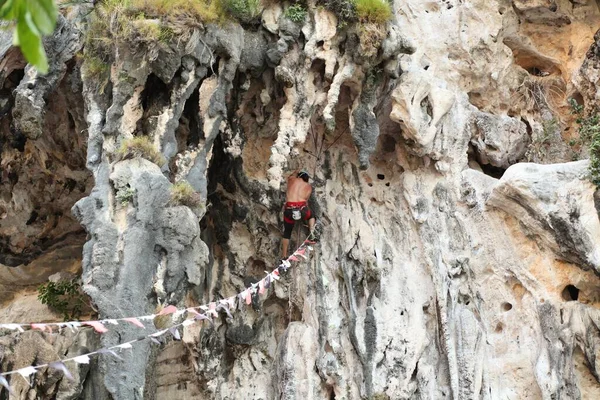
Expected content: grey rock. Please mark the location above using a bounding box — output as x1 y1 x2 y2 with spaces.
12 16 82 139
470 112 529 168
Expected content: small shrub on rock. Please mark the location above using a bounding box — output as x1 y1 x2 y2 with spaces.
116 186 136 206
569 98 600 186
321 0 357 26
170 181 203 209
221 0 261 24
118 136 166 167
355 0 392 24
285 4 307 23
37 279 92 321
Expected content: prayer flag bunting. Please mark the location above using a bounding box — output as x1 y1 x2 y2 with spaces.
0 235 315 379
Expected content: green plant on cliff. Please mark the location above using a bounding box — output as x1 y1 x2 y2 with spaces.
170 181 203 209
221 0 260 24
37 279 91 321
118 136 166 167
116 186 135 206
285 4 307 23
320 0 356 26
569 97 600 186
354 0 392 24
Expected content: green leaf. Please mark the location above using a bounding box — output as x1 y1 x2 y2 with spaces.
27 0 56 35
0 0 16 19
15 9 48 73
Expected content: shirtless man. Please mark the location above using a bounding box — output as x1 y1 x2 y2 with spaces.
282 169 316 258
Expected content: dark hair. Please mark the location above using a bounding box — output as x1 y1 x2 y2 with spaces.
298 171 309 182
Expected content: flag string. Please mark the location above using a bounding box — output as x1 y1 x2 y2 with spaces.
0 237 316 389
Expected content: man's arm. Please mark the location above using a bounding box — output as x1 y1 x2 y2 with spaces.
287 169 299 180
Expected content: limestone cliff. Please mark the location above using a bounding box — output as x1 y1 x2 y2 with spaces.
1 0 600 399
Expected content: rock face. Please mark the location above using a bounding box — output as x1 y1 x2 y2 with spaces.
1 0 600 399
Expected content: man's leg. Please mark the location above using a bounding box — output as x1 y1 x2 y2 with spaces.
282 238 290 258
282 219 294 258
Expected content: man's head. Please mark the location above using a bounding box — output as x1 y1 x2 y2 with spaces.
297 170 310 182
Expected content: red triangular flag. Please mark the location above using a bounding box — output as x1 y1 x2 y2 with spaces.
31 323 50 333
158 305 178 316
83 321 108 333
123 318 145 328
245 290 252 305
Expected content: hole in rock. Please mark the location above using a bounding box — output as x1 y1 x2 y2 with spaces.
141 73 169 111
377 174 385 180
181 81 202 147
569 91 584 108
503 37 561 76
368 183 373 187
26 210 38 225
502 302 512 311
562 285 580 301
420 96 433 119
479 163 506 179
4 68 24 91
495 322 503 332
385 182 390 187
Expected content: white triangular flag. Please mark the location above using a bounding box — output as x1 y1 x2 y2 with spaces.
104 319 119 325
150 329 168 337
72 355 90 364
1 324 24 332
17 366 38 379
0 375 13 394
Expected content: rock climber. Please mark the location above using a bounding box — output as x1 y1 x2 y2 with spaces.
282 169 317 258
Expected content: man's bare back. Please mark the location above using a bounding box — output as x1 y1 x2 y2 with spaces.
286 173 312 202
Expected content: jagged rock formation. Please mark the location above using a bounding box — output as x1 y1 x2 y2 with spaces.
1 0 600 399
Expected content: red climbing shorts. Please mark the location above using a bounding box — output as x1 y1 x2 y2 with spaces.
283 201 312 239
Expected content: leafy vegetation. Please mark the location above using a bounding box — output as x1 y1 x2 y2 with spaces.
170 181 202 209
569 98 600 186
118 136 166 167
0 0 58 73
285 4 307 23
116 186 135 206
221 0 260 23
354 0 392 24
38 279 92 321
321 0 357 26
